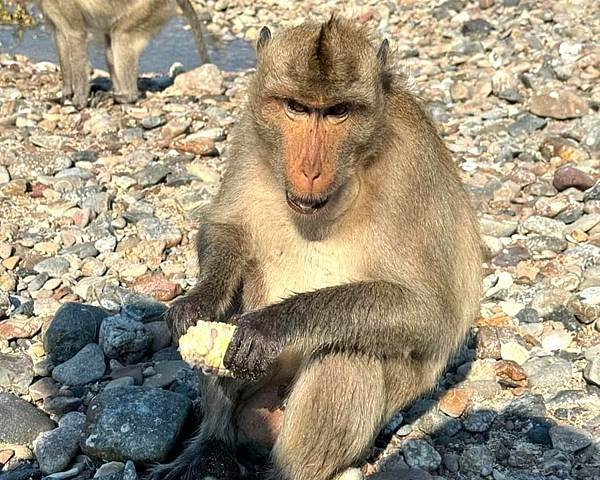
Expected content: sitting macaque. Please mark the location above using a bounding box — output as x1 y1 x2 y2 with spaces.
151 15 482 480
35 0 209 108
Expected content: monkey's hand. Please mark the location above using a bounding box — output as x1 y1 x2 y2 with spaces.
165 295 214 342
223 314 283 380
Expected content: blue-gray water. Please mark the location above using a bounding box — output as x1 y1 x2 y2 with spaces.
0 16 256 72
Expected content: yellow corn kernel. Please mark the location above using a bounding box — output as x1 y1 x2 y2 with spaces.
179 321 237 377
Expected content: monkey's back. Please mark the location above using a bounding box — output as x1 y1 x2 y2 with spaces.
38 0 176 33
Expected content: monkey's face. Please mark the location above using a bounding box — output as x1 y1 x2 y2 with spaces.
249 17 389 221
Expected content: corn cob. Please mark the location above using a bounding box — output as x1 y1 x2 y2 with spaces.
178 321 237 377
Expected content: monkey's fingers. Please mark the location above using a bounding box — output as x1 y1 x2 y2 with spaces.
178 321 237 377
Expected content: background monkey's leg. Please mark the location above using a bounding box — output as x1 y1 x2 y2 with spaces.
110 30 150 103
53 28 88 108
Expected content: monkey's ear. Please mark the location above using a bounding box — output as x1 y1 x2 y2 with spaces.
377 39 389 66
257 26 272 53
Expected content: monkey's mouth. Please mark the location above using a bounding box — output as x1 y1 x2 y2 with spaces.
286 191 329 215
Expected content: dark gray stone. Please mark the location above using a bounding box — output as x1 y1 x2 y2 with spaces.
34 411 86 474
135 164 171 188
463 409 497 432
44 302 111 363
99 315 152 364
549 425 592 453
80 386 192 463
0 393 55 445
516 308 541 324
33 256 70 278
461 19 494 38
52 343 106 386
508 114 547 137
459 445 494 476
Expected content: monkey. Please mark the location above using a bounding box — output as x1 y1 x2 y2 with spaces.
35 0 210 108
149 15 482 480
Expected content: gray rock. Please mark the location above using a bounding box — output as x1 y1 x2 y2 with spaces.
463 409 496 432
143 361 190 388
44 302 111 363
43 395 83 415
402 439 441 471
29 377 60 401
34 411 86 474
135 164 171 188
461 18 494 39
99 315 151 364
523 356 572 390
141 116 166 130
543 449 572 478
549 425 592 453
583 358 600 386
136 217 182 248
0 353 33 395
524 235 567 253
72 149 99 163
507 442 543 469
584 181 600 202
459 445 494 476
479 215 518 237
504 393 547 419
52 343 106 386
80 386 192 463
0 392 55 444
28 272 49 292
62 242 100 259
508 114 547 136
516 308 541 324
522 216 565 239
33 256 70 278
94 461 124 478
414 408 462 437
123 461 138 480
121 294 168 323
144 321 172 353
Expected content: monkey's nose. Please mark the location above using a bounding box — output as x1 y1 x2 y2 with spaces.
301 164 321 184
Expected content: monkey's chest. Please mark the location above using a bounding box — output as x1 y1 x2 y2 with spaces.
245 241 359 309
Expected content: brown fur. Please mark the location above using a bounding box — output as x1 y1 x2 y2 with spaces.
36 0 209 108
151 15 482 480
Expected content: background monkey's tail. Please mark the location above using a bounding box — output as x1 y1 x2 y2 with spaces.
176 0 210 64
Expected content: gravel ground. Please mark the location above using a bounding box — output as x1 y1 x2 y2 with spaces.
0 0 599 479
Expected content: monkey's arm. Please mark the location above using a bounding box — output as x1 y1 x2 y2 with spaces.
224 281 448 379
166 222 247 339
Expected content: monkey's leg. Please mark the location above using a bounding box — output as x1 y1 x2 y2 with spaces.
147 375 246 480
105 34 116 81
270 354 385 480
110 31 149 104
53 28 89 108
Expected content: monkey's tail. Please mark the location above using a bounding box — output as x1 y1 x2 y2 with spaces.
176 0 210 64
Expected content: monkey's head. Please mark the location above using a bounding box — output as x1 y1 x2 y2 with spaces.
248 16 391 221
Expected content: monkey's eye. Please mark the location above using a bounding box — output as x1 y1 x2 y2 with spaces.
284 99 310 115
324 103 349 118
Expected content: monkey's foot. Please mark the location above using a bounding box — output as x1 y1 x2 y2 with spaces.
146 439 240 480
114 92 139 105
179 321 237 377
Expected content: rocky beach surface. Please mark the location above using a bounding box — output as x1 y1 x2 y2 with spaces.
0 0 598 479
